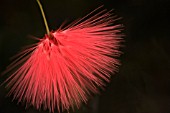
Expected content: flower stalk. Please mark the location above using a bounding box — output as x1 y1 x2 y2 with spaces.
36 0 50 36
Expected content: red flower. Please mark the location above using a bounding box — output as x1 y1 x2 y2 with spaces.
4 7 122 113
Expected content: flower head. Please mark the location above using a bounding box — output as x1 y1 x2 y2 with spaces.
4 6 123 113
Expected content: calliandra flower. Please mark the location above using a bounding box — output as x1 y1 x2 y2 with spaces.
3 0 123 113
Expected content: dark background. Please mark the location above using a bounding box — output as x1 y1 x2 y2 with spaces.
0 0 170 113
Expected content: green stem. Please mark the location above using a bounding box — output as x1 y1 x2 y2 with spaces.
36 0 50 36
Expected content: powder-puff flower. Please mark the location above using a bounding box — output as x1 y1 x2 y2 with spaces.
3 0 123 112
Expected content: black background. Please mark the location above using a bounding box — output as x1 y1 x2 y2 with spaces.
0 0 170 113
